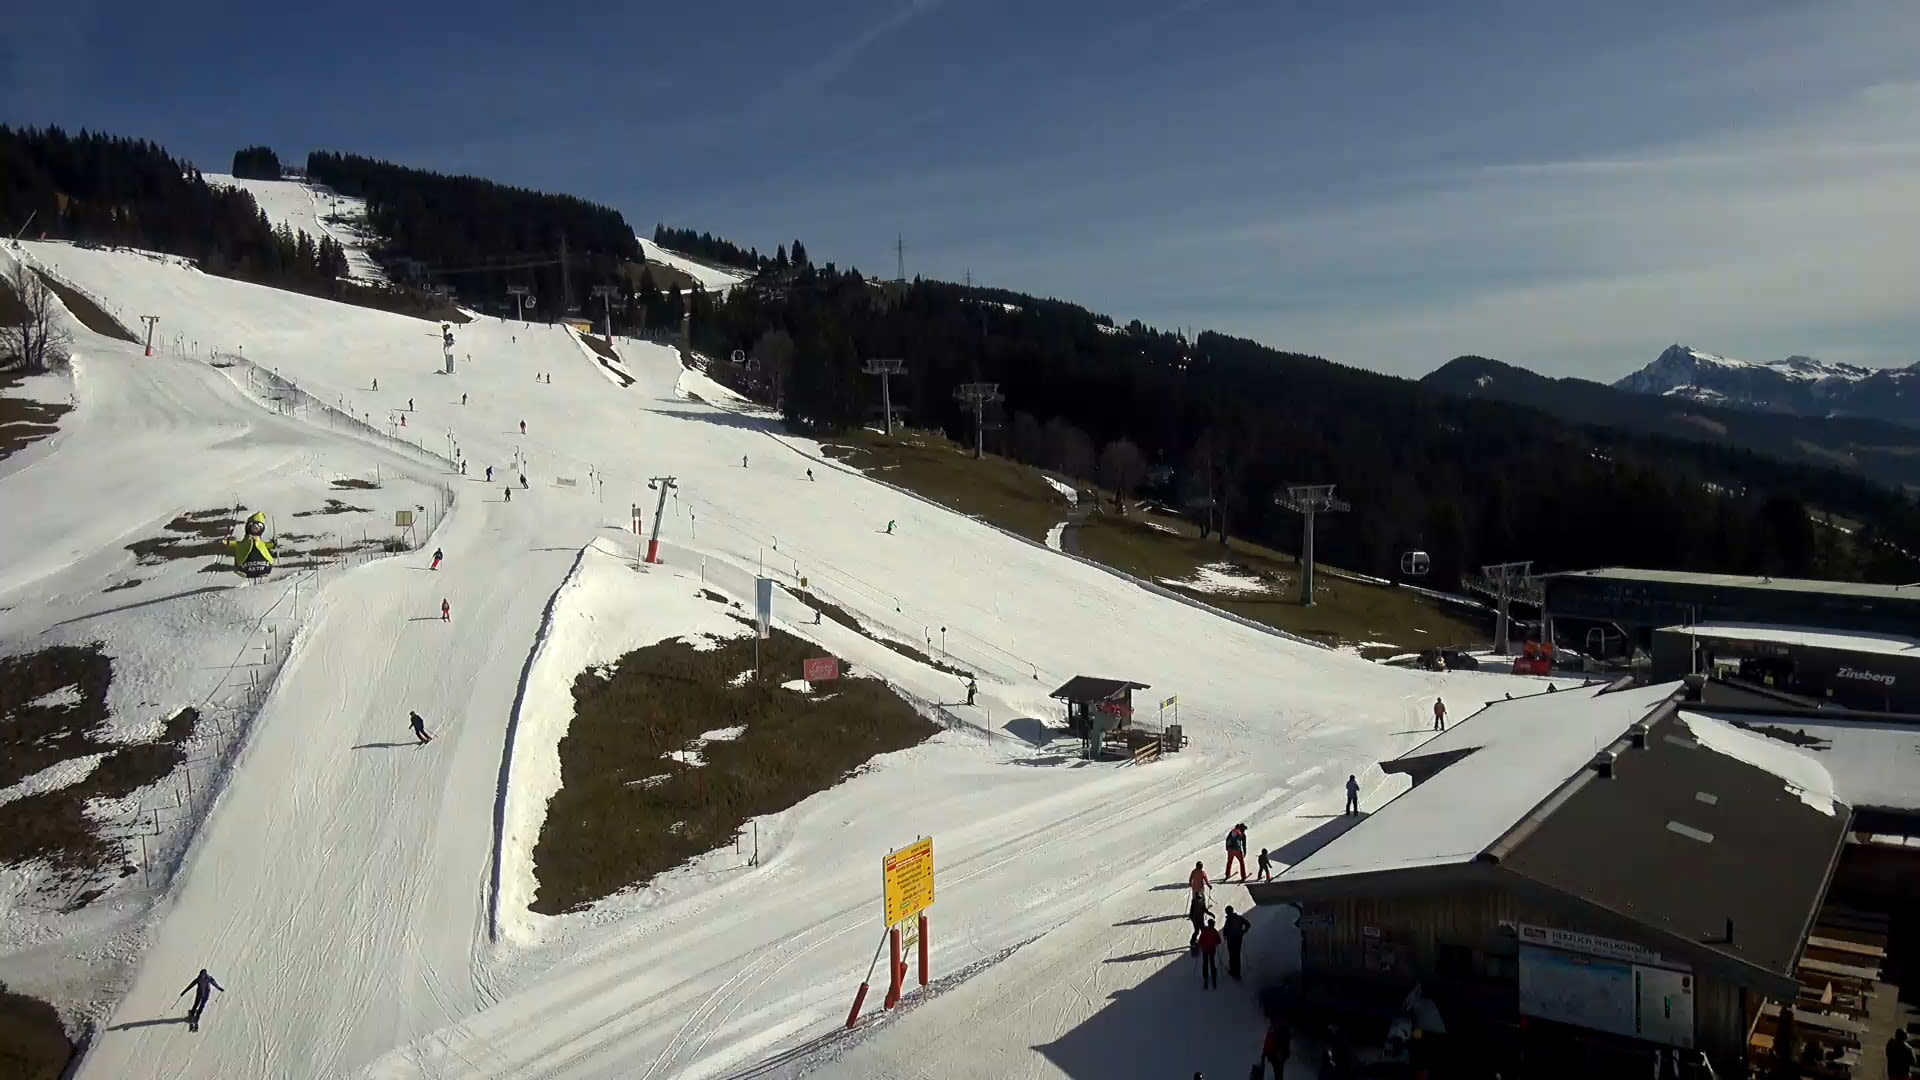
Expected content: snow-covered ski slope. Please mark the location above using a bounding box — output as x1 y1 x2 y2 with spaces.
10 241 1537 1079
638 236 748 292
206 174 390 284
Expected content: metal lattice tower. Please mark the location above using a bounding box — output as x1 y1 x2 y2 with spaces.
953 382 1003 459
590 284 622 342
1463 560 1545 656
863 358 906 435
506 285 531 322
1275 485 1350 607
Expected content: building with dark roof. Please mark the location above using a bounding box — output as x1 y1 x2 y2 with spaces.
1652 623 1920 713
1247 680 1861 1076
1542 567 1920 648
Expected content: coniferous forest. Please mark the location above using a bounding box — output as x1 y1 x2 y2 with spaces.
686 262 1920 588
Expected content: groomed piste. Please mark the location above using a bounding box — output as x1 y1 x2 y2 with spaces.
3 232 1538 1080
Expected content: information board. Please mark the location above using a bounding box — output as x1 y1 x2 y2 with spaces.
802 656 840 683
882 837 934 925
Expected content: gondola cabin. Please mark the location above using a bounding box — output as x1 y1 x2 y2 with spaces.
1400 550 1431 576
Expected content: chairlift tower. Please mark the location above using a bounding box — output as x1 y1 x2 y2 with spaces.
953 382 1003 459
507 285 532 322
864 358 906 435
1275 485 1350 607
590 284 622 344
1463 560 1545 656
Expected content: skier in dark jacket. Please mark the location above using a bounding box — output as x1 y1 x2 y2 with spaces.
1345 775 1360 815
1222 905 1252 979
177 968 223 1031
430 548 443 571
410 711 433 745
1188 891 1209 952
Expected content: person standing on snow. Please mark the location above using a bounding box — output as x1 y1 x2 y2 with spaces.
1261 1018 1291 1078
485 465 493 482
1432 697 1448 731
1188 890 1210 952
742 455 748 468
966 677 977 706
1196 918 1222 988
1221 904 1251 980
1256 847 1273 882
807 468 814 481
409 711 433 745
504 486 512 502
519 420 526 435
1345 774 1360 815
461 392 467 405
1188 860 1210 902
372 377 378 391
1224 823 1248 881
886 520 897 535
430 548 443 570
408 397 414 411
519 474 527 489
176 968 224 1032
440 598 451 622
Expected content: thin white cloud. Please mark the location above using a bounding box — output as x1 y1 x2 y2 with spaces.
770 0 944 103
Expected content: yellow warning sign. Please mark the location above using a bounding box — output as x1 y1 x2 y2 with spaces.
882 837 934 925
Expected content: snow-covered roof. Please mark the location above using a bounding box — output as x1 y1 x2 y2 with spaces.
1661 622 1920 657
1676 711 1839 815
1274 682 1681 882
1705 712 1920 813
1547 566 1920 601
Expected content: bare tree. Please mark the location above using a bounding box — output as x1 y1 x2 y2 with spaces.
1098 438 1148 514
1044 417 1096 482
1 265 72 374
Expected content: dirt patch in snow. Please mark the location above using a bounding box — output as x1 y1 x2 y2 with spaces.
0 979 73 1079
0 645 202 884
0 373 72 462
531 628 937 913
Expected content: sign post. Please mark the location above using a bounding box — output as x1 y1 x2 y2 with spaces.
881 837 934 1006
802 656 840 683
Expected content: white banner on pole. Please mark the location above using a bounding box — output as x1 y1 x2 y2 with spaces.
755 577 774 640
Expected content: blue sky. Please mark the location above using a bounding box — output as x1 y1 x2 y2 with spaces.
5 1 1918 379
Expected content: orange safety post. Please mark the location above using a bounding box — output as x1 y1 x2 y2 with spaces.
845 981 870 1029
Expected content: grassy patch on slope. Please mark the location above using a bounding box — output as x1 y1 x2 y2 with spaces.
819 427 1483 650
0 980 73 1080
531 627 938 913
0 374 72 461
0 645 202 885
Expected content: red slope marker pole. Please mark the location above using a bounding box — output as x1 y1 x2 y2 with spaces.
918 914 929 986
847 927 890 1029
883 927 903 1008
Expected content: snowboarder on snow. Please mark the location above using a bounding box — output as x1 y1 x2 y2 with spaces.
177 968 223 1032
1224 823 1248 880
486 466 494 482
1345 774 1360 815
885 520 897 535
440 598 451 623
519 420 526 435
410 711 433 744
1433 697 1447 731
1256 847 1272 882
1196 918 1222 988
966 677 977 706
430 548 443 571
1222 905 1251 980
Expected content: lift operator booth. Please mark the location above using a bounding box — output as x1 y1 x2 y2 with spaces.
1050 676 1150 759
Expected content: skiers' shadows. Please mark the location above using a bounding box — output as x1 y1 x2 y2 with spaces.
1103 946 1188 964
52 584 234 627
351 741 417 750
106 1016 190 1032
405 616 442 622
1113 913 1188 927
1388 728 1435 737
1009 754 1072 767
647 406 782 435
1268 814 1368 867
1001 716 1056 748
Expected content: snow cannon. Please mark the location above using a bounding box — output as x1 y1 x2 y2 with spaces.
224 511 277 578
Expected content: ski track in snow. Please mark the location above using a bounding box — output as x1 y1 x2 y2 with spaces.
1 240 1542 1080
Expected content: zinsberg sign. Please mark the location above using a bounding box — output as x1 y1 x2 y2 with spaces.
1837 666 1896 687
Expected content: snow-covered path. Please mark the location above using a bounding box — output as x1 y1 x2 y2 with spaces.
75 499 576 1079
10 242 1537 1079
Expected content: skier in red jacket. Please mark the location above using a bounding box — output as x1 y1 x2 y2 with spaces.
440 598 450 622
1195 919 1222 988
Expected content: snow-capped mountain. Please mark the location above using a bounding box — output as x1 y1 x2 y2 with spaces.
1614 345 1920 429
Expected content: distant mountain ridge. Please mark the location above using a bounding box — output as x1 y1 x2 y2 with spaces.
1421 355 1920 493
1615 344 1920 429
